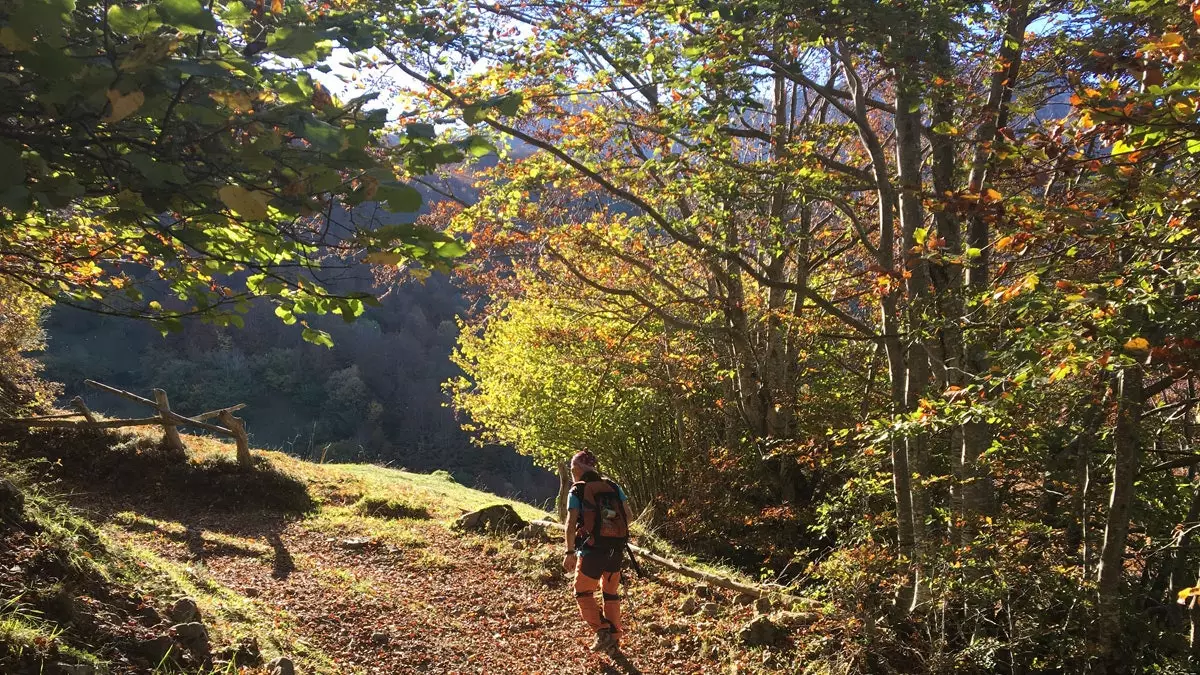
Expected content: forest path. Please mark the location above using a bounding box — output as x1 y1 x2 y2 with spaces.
61 446 757 675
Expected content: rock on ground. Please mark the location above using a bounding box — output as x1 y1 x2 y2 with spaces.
267 655 295 675
454 504 526 533
739 614 784 647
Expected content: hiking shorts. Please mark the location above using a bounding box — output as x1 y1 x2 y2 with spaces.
578 546 623 579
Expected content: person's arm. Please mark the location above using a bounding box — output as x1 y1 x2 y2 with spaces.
618 486 635 529
564 508 579 571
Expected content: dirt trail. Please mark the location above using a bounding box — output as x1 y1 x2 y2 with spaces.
90 502 736 674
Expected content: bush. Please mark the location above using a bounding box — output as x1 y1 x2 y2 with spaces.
353 495 430 520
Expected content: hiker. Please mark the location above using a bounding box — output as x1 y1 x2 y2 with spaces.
563 450 634 654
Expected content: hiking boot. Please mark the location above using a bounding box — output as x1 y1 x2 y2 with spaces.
589 629 616 653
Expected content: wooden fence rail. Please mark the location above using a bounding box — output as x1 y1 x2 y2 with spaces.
0 380 253 467
530 519 821 610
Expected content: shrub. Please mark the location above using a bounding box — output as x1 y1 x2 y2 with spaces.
353 495 430 520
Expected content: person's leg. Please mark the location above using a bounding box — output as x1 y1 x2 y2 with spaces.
601 570 622 636
574 557 605 633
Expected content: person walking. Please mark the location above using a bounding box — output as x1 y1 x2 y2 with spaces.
562 450 633 654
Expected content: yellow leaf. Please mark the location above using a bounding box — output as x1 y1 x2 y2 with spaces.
363 251 406 267
1179 586 1200 604
1161 32 1186 48
271 0 283 12
995 236 1014 252
102 89 145 123
984 188 1002 203
218 185 272 220
1124 337 1150 353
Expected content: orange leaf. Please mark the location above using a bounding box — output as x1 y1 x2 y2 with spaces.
271 0 283 12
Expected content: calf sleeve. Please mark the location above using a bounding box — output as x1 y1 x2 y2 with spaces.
573 568 606 632
601 571 622 634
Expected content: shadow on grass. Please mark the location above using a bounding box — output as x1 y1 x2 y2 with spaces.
3 427 311 577
3 426 315 514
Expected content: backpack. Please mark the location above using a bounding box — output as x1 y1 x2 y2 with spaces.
571 479 629 550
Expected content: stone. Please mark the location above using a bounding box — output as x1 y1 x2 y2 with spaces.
734 594 755 606
754 597 772 615
219 636 261 666
739 615 783 647
453 504 527 534
173 622 208 642
340 537 373 551
136 606 163 627
371 631 390 645
695 584 715 600
511 540 525 551
137 635 174 662
54 664 94 675
0 478 23 518
168 597 200 623
700 602 719 618
679 596 697 615
172 622 210 656
771 610 818 629
267 656 296 675
515 524 547 541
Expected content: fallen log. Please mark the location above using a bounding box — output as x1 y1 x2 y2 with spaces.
529 519 820 609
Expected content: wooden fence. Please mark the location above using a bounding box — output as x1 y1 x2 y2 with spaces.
1 380 253 467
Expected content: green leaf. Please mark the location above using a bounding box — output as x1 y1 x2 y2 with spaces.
496 94 522 116
302 327 334 348
434 240 467 258
301 117 343 154
274 304 297 325
106 4 161 34
406 122 437 139
269 26 327 65
464 135 493 158
11 0 76 39
376 182 422 213
157 0 219 33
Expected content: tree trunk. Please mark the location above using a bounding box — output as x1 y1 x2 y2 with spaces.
1096 364 1145 648
959 1 1030 536
556 461 571 522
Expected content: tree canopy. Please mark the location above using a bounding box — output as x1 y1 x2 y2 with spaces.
0 0 474 343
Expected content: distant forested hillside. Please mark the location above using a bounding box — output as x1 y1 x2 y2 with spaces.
41 273 556 503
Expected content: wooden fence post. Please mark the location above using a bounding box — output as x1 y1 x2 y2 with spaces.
70 396 97 424
152 388 184 451
219 410 252 468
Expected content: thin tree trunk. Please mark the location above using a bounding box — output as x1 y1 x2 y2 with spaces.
960 1 1030 535
1096 364 1145 649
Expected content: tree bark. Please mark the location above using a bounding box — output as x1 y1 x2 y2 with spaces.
556 461 571 522
1096 364 1145 647
153 388 184 452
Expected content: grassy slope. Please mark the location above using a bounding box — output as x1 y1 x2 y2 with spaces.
2 429 809 674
